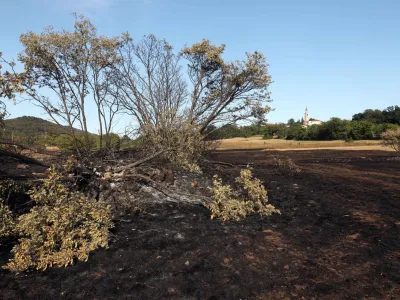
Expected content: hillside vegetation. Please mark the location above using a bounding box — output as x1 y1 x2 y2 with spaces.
3 116 77 136
0 116 128 152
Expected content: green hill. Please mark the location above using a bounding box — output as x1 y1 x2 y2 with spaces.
2 116 82 136
1 116 129 151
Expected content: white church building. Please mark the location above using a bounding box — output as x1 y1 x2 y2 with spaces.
303 107 322 127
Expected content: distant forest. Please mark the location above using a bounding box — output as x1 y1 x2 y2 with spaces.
206 105 400 141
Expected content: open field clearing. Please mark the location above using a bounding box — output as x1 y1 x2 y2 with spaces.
1 149 399 299
216 136 392 151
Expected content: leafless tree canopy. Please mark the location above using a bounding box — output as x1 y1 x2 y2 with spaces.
115 34 188 132
116 36 272 136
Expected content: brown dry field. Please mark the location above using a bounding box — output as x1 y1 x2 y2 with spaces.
217 136 391 151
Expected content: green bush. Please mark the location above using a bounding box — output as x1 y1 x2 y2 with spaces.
263 124 288 139
3 167 113 272
93 133 121 150
205 124 243 140
286 124 306 140
206 168 280 221
51 134 96 152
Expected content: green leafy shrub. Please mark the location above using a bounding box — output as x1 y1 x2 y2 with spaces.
3 167 113 272
51 134 97 153
286 124 307 140
206 168 280 221
0 199 14 237
345 137 354 143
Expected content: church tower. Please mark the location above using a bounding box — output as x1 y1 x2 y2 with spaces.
304 107 309 125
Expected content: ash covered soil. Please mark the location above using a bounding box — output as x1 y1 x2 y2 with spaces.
0 150 399 299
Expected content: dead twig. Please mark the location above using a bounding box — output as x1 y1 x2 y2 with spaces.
201 157 253 168
113 171 188 202
0 148 49 167
114 149 172 172
201 158 234 167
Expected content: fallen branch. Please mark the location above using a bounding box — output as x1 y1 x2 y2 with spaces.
114 149 172 172
113 171 187 201
201 157 253 168
201 158 234 167
118 173 154 182
0 148 49 167
115 172 177 198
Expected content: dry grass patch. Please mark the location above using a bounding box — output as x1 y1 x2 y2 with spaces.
217 137 386 150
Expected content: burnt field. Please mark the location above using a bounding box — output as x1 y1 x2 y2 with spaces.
1 149 399 299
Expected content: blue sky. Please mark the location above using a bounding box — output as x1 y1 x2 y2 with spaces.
1 0 399 132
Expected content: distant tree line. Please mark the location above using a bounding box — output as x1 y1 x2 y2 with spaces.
206 106 400 141
205 124 270 140
284 118 398 141
352 106 400 125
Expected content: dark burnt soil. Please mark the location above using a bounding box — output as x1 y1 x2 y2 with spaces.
1 150 399 299
0 152 48 180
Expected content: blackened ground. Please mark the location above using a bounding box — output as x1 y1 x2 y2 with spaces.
0 150 399 299
0 152 48 180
